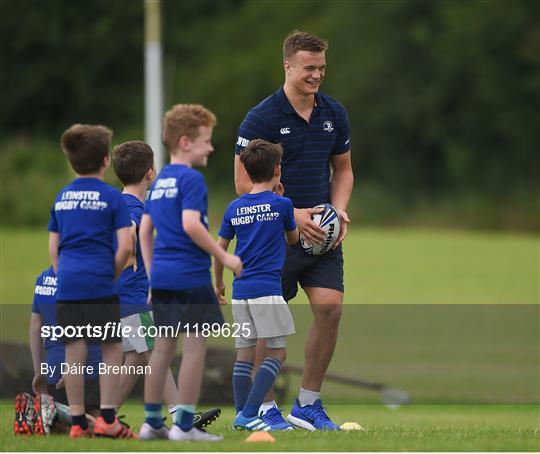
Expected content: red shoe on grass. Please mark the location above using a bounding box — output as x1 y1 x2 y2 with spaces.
69 424 93 438
31 394 45 435
93 416 137 439
13 393 34 436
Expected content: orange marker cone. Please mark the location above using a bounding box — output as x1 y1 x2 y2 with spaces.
245 431 276 443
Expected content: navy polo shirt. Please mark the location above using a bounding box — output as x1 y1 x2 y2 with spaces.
235 86 350 208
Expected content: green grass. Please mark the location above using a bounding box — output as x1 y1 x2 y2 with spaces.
1 228 539 405
2 403 539 451
1 227 539 450
1 227 538 307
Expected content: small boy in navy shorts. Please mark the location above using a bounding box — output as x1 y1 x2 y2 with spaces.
111 140 222 430
139 104 242 442
48 124 135 438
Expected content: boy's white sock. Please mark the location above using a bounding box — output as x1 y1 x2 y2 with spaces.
298 387 320 407
259 400 277 416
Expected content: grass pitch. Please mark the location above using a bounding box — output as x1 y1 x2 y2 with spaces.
1 227 538 450
1 227 537 307
2 403 539 451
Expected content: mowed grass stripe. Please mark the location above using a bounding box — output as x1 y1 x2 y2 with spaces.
2 227 538 307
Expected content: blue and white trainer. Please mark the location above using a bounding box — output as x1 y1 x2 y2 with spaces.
232 412 271 431
260 407 295 431
287 399 341 431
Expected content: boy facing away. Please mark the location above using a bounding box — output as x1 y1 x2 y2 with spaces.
48 124 135 438
139 104 242 442
214 139 299 431
22 266 102 436
29 266 102 410
111 140 221 429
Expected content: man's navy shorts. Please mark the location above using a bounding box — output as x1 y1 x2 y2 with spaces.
151 285 224 333
282 243 344 302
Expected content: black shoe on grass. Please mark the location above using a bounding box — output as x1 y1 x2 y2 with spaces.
193 408 222 429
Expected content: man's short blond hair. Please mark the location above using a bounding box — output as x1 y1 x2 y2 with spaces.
162 104 217 152
283 30 328 61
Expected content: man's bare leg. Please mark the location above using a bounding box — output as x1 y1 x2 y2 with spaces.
301 287 343 393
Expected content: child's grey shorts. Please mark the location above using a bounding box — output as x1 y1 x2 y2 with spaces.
121 310 155 353
231 295 295 348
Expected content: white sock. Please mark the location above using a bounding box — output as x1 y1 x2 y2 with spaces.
298 387 320 407
168 405 179 415
259 400 277 416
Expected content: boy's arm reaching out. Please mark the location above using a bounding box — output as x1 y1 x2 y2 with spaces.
214 237 231 305
115 226 133 279
183 209 242 277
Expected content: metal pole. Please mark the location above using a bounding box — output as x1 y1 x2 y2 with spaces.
144 0 164 171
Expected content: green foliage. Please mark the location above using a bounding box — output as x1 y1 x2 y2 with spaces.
0 139 67 225
1 0 538 228
0 0 144 134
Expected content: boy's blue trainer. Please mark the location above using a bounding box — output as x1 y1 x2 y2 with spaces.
286 399 341 431
232 412 271 431
260 407 294 431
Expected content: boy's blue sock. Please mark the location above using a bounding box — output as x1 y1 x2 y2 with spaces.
233 361 253 414
174 404 195 432
144 403 163 429
242 357 282 418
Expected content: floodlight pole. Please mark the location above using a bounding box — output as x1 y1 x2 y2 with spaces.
144 0 164 171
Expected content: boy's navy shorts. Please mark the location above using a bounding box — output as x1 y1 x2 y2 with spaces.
151 285 224 334
56 295 121 344
282 242 344 302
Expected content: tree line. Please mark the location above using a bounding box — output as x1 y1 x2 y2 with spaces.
1 0 538 229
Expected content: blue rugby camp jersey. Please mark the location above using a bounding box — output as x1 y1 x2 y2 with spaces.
144 164 211 291
114 194 151 318
219 191 296 299
31 267 101 384
48 178 131 300
236 86 351 209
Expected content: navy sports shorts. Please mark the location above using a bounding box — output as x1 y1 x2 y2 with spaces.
56 296 121 344
282 242 344 301
151 285 224 333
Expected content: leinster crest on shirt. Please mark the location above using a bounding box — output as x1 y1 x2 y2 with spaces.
323 121 334 132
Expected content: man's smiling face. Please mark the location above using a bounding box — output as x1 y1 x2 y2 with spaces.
285 50 326 96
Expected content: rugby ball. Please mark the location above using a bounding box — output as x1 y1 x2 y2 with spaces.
300 204 341 255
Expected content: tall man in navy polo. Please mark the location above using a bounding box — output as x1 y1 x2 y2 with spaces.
234 31 354 431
